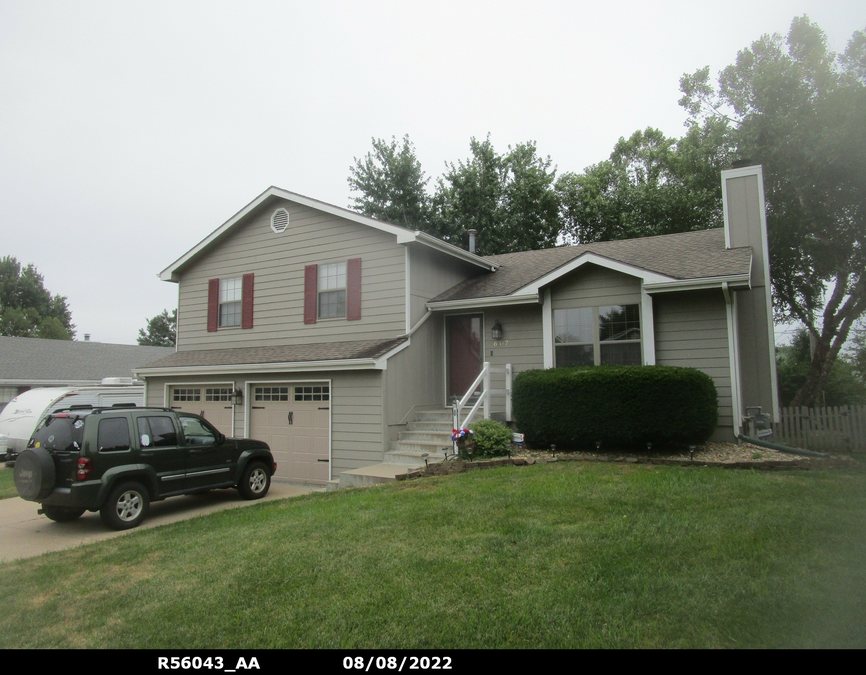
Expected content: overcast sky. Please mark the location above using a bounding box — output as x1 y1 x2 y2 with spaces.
1 1 862 345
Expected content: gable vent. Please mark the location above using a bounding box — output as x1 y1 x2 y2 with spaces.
271 208 289 233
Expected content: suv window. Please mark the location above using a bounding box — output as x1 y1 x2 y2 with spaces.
31 415 86 453
97 417 131 452
137 416 178 448
179 415 216 446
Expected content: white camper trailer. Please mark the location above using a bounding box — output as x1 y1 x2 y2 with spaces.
0 379 145 461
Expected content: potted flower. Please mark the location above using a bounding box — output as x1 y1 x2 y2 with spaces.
451 428 475 457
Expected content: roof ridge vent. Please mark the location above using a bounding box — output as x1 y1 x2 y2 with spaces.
271 208 289 233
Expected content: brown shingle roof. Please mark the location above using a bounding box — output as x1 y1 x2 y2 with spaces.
137 337 408 370
431 229 752 303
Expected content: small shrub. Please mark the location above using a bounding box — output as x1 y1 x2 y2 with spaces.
469 418 513 457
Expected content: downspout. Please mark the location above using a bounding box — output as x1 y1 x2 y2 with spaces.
722 282 743 437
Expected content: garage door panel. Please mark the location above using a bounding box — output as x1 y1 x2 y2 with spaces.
169 386 234 435
249 383 330 484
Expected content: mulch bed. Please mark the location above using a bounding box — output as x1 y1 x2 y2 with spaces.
400 441 861 481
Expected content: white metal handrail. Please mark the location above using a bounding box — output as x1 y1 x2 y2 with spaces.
451 362 513 435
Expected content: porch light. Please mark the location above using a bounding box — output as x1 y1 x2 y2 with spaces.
491 320 504 340
233 388 244 406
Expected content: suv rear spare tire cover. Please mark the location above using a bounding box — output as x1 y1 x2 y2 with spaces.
14 448 56 501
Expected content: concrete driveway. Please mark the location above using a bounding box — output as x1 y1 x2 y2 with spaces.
0 480 323 563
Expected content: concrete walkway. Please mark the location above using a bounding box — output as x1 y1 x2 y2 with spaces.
0 480 323 563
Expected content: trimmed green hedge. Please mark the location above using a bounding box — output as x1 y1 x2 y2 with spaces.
512 366 718 450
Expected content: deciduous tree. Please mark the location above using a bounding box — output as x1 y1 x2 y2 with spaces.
556 120 735 243
680 16 866 406
347 135 430 229
0 256 74 340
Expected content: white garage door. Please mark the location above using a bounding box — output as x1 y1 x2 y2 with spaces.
168 386 235 436
249 384 330 484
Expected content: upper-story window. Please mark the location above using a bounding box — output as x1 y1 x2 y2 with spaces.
555 304 641 366
318 262 347 319
304 258 361 324
207 274 254 332
219 278 242 327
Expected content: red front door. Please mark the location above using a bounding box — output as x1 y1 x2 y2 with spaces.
446 314 483 401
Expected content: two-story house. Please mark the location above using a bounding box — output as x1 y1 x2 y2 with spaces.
137 164 778 487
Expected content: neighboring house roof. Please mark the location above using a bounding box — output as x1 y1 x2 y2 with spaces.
136 337 409 375
159 187 496 282
429 228 753 304
0 337 175 385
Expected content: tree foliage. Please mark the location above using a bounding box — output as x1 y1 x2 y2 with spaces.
349 134 561 255
137 309 177 347
431 136 560 254
680 16 866 406
776 329 866 406
0 256 74 340
557 120 735 243
347 135 430 229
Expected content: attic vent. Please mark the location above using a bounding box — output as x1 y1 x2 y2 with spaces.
271 208 289 233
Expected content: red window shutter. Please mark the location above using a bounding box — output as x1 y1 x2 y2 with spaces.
304 265 318 324
207 279 219 332
347 258 361 321
241 273 254 329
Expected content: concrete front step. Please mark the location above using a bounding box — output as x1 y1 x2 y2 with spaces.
389 439 453 455
413 410 453 422
384 448 450 466
407 421 454 432
397 430 454 444
338 463 419 488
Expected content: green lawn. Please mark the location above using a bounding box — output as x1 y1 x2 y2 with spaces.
1 462 865 649
0 466 15 500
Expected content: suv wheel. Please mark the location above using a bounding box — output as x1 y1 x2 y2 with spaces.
42 505 86 523
238 462 270 500
100 482 150 530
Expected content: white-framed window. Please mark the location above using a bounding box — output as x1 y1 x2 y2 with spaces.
294 385 330 402
555 304 641 366
318 262 346 319
219 277 242 327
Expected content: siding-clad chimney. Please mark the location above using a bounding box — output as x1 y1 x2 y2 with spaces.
721 164 779 428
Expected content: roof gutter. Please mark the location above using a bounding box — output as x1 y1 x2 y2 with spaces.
643 273 751 294
411 232 499 271
135 357 384 378
427 292 541 311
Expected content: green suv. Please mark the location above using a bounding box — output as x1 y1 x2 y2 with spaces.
13 406 276 530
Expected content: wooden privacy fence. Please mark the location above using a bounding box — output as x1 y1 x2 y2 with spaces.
772 405 866 453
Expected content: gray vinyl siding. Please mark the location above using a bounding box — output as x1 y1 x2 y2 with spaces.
143 369 386 480
481 304 545 416
176 199 406 351
551 264 641 309
409 246 481 326
653 291 734 439
384 314 445 437
483 305 544 372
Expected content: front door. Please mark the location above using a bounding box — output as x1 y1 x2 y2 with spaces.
446 314 483 402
